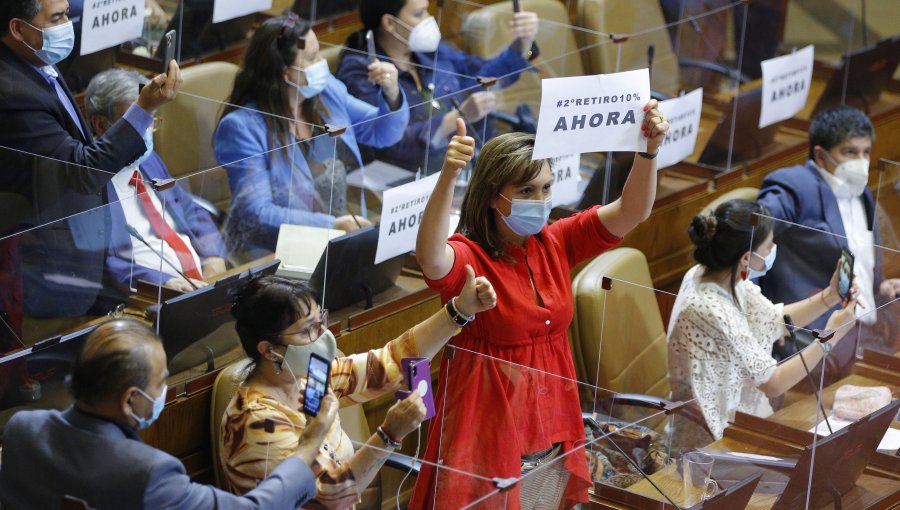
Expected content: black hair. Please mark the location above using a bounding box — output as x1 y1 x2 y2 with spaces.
0 0 42 36
344 0 407 52
69 319 161 405
688 199 773 302
808 105 874 160
222 15 321 160
232 275 319 364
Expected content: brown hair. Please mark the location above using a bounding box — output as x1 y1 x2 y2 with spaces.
457 132 548 259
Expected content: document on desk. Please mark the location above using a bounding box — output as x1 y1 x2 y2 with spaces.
532 69 650 159
759 45 814 128
809 415 900 451
274 225 345 280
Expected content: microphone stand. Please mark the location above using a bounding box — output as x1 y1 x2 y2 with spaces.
124 223 199 291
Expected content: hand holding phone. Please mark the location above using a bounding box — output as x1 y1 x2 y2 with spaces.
394 357 435 421
303 353 331 416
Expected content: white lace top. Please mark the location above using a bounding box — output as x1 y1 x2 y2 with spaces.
667 265 784 439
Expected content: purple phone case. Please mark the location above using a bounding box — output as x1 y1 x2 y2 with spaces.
395 357 435 421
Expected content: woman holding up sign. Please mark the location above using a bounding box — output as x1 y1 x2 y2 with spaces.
410 102 668 509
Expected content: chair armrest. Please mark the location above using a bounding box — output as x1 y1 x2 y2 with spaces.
190 194 226 225
384 452 421 475
678 58 751 84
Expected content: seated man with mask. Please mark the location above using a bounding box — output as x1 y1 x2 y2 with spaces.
757 105 900 369
0 318 336 509
85 69 227 292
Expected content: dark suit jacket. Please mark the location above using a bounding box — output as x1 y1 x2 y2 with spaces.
0 40 146 317
0 407 317 510
756 160 883 330
105 152 226 287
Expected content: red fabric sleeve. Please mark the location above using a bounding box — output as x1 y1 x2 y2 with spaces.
546 205 623 267
421 235 477 297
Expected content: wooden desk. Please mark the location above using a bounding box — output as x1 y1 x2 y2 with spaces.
615 436 900 510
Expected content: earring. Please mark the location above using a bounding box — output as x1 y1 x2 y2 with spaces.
741 269 748 280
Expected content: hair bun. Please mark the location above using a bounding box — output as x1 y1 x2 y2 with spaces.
689 213 718 244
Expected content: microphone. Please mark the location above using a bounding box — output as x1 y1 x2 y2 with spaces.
124 223 200 290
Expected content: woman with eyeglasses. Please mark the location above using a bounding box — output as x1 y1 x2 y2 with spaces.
222 271 496 508
336 0 539 172
214 15 409 263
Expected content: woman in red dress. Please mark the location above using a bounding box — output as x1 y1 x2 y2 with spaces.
410 104 669 509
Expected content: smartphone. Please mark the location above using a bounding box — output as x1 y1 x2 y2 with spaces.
303 353 330 416
838 248 855 303
365 29 376 63
395 357 435 421
512 0 521 13
161 30 176 74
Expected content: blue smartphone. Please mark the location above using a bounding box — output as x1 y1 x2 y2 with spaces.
303 353 330 416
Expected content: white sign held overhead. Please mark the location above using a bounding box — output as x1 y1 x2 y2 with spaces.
759 45 814 128
550 154 581 207
375 173 441 264
213 0 273 23
533 68 650 160
656 88 704 170
80 0 144 56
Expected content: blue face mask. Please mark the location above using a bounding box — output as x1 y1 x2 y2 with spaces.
21 20 75 66
748 244 777 279
129 384 167 430
286 59 331 98
136 127 154 167
498 194 552 237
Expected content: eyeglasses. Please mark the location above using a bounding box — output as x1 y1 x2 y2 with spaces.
281 308 329 343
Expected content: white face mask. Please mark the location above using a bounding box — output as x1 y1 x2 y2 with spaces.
392 16 441 53
824 151 870 198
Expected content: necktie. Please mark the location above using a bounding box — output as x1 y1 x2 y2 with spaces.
129 170 203 280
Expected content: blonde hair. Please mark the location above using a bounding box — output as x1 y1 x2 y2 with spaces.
457 132 547 259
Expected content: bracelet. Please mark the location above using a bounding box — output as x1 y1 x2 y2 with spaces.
637 151 658 160
376 425 401 448
446 297 474 328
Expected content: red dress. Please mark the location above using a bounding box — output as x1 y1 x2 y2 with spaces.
409 206 621 509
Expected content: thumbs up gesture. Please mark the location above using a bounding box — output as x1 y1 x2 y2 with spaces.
443 118 476 175
454 264 497 317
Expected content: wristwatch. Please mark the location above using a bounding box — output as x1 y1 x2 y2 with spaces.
376 425 401 448
446 297 475 328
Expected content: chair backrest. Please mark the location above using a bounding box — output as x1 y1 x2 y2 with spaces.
321 45 344 75
569 247 670 399
575 0 680 97
701 187 760 216
154 62 239 213
210 358 252 489
461 0 582 115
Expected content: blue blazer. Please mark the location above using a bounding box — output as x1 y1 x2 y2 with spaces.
337 41 532 172
0 40 146 318
105 152 227 288
214 76 408 258
756 161 882 330
0 407 317 510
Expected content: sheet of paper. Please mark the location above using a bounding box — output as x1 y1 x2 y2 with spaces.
759 45 815 128
809 414 900 451
213 0 273 23
80 0 145 56
550 154 581 207
656 88 703 169
533 69 650 159
375 173 440 264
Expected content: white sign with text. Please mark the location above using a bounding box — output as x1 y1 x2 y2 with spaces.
80 0 144 56
375 173 441 264
213 0 273 23
759 45 814 128
656 88 704 169
550 154 581 207
533 69 650 160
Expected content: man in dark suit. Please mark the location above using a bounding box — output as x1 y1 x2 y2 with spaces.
0 318 335 509
757 106 900 371
85 68 227 293
0 0 181 340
